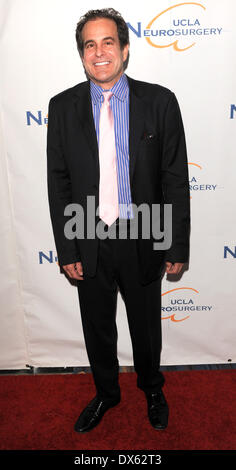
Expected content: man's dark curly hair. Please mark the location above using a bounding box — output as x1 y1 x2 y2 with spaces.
75 8 130 70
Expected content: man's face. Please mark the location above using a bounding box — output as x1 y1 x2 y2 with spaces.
81 17 129 89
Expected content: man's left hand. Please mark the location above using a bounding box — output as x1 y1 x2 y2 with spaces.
165 262 184 275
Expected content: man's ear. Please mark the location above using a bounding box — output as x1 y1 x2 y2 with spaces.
122 44 129 63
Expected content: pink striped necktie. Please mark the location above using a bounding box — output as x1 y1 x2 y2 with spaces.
98 91 119 226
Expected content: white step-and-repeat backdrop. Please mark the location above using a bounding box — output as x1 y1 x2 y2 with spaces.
0 0 235 369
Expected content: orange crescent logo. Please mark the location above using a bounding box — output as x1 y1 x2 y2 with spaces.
188 162 202 170
146 2 206 51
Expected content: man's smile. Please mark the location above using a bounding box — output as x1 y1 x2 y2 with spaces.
94 61 111 66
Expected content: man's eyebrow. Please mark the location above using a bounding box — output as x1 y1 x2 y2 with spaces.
103 36 115 42
84 36 115 47
84 39 94 47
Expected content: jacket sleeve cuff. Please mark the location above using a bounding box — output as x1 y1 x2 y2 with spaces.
57 252 81 267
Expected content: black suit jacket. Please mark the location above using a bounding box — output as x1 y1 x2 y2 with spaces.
47 75 190 285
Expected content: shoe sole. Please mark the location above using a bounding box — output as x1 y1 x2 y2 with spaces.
152 424 168 430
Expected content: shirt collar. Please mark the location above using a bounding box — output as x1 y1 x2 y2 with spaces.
90 74 129 105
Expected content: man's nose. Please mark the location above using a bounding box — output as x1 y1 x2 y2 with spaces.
95 44 104 56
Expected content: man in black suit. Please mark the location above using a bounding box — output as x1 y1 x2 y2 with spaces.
47 8 190 433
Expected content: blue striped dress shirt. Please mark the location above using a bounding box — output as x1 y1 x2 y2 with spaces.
90 74 133 219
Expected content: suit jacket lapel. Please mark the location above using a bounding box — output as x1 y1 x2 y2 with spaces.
127 75 145 186
73 81 99 163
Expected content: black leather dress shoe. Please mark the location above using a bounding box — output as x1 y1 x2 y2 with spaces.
145 390 169 430
74 395 120 433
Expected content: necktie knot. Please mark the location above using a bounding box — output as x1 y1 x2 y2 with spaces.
102 91 113 104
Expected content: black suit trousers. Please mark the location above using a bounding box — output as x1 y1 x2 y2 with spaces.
77 223 165 401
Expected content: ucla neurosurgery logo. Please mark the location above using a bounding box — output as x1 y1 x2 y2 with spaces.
127 2 223 52
161 287 213 322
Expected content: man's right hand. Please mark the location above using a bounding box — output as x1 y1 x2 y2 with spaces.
62 262 84 280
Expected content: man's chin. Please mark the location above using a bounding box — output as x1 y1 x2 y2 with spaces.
86 71 123 89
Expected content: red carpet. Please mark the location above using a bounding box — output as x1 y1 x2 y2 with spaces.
0 370 235 450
